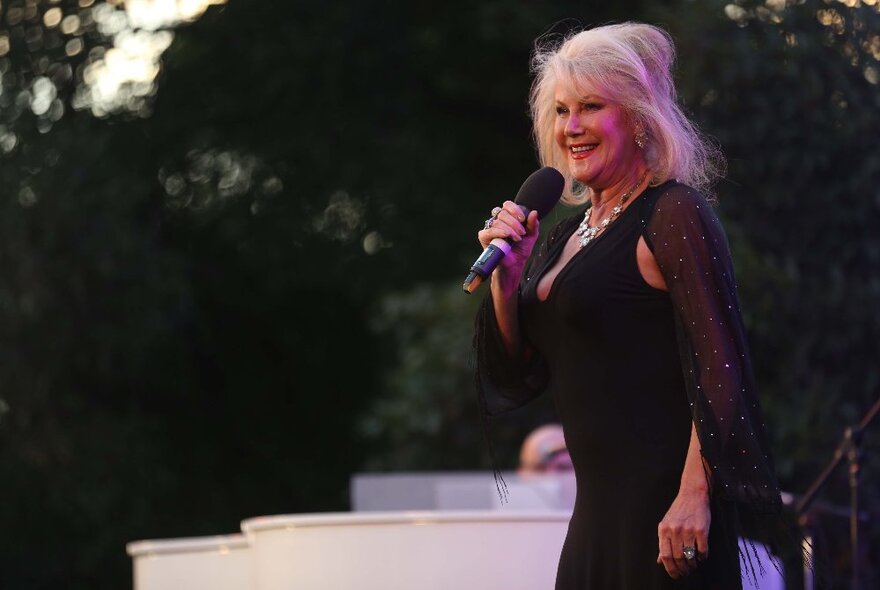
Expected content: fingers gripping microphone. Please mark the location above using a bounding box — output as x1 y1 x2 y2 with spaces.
463 167 564 294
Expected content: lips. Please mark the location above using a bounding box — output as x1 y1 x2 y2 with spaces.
570 144 597 159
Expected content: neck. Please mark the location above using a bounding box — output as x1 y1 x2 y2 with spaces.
589 168 649 209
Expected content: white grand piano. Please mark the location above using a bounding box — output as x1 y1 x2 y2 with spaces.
127 472 783 589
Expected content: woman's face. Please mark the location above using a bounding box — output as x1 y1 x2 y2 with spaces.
553 83 641 190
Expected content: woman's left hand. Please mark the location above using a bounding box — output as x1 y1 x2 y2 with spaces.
656 488 711 579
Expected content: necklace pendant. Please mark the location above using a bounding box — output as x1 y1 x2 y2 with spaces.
575 210 592 237
575 171 648 250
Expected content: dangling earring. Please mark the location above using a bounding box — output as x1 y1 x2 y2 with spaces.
634 130 647 149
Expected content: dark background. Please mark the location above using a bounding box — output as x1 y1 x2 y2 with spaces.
0 0 877 588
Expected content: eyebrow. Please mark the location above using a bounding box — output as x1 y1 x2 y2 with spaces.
554 95 604 103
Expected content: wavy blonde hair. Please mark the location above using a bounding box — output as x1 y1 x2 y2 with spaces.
530 22 724 204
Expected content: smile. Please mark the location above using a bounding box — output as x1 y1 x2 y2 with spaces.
570 144 597 158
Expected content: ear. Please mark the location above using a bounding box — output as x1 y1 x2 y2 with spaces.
625 110 647 142
634 128 647 149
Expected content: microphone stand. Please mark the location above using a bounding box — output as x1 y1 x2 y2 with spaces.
794 396 880 590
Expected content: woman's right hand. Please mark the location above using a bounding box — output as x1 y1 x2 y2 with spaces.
477 201 540 294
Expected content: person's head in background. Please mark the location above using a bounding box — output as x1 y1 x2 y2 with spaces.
518 423 573 475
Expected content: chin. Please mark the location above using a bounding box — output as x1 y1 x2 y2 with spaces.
570 171 597 187
568 163 598 184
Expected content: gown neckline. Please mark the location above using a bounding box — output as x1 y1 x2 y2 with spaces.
534 186 652 303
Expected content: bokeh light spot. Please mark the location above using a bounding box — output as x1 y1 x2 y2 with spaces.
61 15 82 35
0 127 18 153
6 7 25 27
724 4 750 26
65 37 84 56
313 191 365 242
261 176 283 196
30 77 58 115
44 7 63 29
18 186 38 208
363 231 390 255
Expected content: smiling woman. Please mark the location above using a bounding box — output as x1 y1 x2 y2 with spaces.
552 89 639 192
474 22 788 590
529 23 723 206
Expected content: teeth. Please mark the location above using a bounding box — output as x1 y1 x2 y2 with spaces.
571 145 596 153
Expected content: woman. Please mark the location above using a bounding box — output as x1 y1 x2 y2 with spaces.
474 23 784 589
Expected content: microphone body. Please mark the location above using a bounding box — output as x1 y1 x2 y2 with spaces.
463 168 564 294
462 207 524 293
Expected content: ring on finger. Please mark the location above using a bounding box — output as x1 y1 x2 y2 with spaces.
682 545 697 561
483 218 494 230
490 206 502 218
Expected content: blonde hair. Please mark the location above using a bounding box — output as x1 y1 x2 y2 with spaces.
530 22 724 204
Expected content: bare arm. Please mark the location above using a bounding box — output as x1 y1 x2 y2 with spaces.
644 185 782 578
637 236 712 578
657 423 711 578
477 204 540 358
490 276 522 358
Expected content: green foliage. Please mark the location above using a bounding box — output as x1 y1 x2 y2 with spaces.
360 281 559 472
662 0 880 502
360 282 486 470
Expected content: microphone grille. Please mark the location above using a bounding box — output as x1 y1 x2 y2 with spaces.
514 167 564 219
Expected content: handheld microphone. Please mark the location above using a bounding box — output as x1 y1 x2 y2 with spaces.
463 167 564 294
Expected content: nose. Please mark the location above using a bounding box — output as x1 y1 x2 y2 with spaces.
565 112 583 136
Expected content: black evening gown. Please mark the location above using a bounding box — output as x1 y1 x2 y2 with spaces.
474 181 784 589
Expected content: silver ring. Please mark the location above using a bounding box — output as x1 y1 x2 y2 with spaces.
682 545 696 560
490 206 502 217
483 218 494 230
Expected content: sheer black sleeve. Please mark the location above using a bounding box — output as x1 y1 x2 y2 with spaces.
472 217 578 499
472 218 577 417
642 185 783 513
473 293 549 416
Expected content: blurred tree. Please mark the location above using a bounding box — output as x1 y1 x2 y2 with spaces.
362 1 880 586
670 0 880 491
669 3 880 584
0 1 647 587
359 280 559 472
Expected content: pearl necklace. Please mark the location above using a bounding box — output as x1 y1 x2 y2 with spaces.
575 172 649 249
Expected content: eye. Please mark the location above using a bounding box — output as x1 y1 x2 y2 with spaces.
582 102 603 111
555 105 568 116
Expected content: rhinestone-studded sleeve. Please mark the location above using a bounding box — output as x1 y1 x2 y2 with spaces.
643 185 783 512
